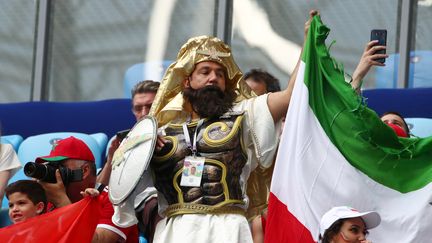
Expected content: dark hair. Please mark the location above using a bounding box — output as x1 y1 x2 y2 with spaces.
131 80 160 98
244 69 281 93
319 219 344 243
5 180 47 213
380 111 410 135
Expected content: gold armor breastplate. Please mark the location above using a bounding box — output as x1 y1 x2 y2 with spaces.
151 113 247 217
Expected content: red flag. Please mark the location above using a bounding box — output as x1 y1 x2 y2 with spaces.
0 197 101 243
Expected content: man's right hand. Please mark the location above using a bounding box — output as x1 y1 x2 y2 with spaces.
38 169 72 208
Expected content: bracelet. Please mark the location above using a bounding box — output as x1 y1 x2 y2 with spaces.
95 183 106 192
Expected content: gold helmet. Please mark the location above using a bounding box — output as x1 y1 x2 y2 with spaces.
149 35 253 126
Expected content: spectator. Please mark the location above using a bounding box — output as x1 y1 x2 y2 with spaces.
351 42 411 138
319 206 380 243
131 80 160 121
37 136 138 243
350 40 388 94
244 69 281 243
5 180 46 224
380 111 410 137
97 80 161 243
244 68 281 95
0 140 22 207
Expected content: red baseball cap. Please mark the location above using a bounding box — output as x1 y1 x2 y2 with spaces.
35 136 95 163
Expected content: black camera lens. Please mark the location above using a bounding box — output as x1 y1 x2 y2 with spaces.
24 162 84 185
24 162 57 183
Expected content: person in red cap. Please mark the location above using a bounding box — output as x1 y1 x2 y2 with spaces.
37 136 138 243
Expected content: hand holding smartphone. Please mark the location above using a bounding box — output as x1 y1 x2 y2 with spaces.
370 29 387 63
116 129 130 141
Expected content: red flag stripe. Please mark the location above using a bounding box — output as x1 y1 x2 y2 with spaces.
265 193 314 243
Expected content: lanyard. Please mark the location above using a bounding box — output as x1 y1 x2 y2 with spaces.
182 119 204 156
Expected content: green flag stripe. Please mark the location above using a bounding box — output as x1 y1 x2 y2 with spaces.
300 16 432 193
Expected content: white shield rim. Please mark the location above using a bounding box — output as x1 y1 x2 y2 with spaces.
108 115 157 204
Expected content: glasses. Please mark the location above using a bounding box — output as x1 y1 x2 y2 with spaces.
132 104 151 114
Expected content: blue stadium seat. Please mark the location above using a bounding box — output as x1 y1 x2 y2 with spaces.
16 132 106 169
123 61 171 98
89 133 109 159
405 118 432 138
1 135 24 151
105 135 116 157
139 233 148 243
0 208 12 228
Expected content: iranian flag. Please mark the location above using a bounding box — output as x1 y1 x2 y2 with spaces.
265 16 432 242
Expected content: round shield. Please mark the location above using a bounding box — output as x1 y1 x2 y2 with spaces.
109 116 157 204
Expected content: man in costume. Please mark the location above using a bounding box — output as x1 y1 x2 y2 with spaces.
147 12 317 243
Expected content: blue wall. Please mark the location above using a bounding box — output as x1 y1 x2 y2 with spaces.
0 99 135 138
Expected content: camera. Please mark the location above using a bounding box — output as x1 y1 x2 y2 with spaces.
24 162 83 185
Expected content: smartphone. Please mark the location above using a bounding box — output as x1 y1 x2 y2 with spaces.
116 129 130 141
370 29 387 63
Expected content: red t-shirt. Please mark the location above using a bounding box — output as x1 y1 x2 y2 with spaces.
96 187 139 243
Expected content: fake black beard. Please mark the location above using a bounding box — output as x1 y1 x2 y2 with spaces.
183 85 235 119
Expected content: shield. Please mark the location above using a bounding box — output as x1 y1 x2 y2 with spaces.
109 116 157 204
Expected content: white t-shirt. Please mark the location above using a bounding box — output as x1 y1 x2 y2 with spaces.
0 143 22 175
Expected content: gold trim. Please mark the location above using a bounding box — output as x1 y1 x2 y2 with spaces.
165 201 245 218
205 159 228 200
152 136 177 162
172 158 237 206
239 125 247 159
167 119 208 129
208 122 229 132
203 115 244 147
173 168 185 203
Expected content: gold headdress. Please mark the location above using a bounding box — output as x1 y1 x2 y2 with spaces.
149 35 253 126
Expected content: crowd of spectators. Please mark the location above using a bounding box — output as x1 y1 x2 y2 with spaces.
0 9 426 243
